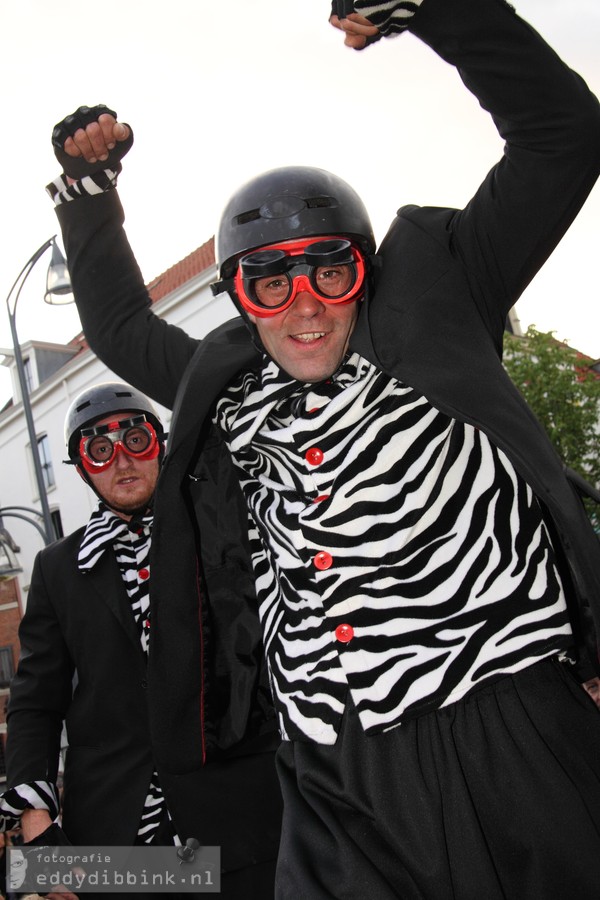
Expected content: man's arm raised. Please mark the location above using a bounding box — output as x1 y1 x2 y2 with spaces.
50 105 199 412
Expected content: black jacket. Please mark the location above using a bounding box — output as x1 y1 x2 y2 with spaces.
6 526 283 879
7 529 155 846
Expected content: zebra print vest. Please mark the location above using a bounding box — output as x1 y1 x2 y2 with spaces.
215 353 572 744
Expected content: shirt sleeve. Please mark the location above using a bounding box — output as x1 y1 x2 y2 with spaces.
45 168 120 206
0 780 60 831
353 0 424 36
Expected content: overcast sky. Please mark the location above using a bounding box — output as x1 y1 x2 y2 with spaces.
0 0 598 404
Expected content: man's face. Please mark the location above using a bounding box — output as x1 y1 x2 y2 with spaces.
82 413 160 520
247 291 359 384
9 850 27 889
240 235 363 383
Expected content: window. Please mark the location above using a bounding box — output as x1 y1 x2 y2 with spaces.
51 509 64 540
22 356 34 395
37 434 55 491
0 646 15 688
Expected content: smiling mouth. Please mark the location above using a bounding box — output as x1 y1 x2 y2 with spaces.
290 332 326 343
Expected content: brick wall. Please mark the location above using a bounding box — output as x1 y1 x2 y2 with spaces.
0 577 23 782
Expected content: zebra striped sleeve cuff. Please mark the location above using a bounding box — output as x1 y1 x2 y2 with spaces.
0 781 60 831
45 168 120 206
353 0 423 36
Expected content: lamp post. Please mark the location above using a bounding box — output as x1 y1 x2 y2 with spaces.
6 237 72 545
0 506 50 545
0 507 49 579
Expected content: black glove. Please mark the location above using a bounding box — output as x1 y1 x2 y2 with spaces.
329 0 383 48
331 0 355 16
52 103 134 179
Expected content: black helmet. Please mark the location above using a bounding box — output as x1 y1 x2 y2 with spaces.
65 381 163 460
216 166 376 278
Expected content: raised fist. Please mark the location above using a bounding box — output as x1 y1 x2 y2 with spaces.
52 104 133 179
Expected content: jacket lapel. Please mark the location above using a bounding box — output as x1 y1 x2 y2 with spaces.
167 318 260 463
82 550 144 656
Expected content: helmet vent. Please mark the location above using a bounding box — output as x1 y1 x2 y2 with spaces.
235 208 262 225
236 195 337 226
306 196 336 209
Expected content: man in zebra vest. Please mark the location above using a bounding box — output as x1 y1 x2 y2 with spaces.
47 0 600 896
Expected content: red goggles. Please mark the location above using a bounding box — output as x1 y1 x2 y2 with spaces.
220 237 366 317
78 415 160 474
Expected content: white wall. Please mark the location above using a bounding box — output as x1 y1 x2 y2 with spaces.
0 267 236 608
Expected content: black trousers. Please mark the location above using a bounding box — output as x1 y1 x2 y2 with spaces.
275 657 600 900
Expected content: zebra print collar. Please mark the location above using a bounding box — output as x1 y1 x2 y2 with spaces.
78 504 153 572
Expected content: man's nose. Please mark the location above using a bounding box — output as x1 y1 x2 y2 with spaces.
113 445 133 468
290 288 323 316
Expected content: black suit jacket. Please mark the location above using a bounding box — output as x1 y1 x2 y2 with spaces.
7 529 155 846
7 526 283 878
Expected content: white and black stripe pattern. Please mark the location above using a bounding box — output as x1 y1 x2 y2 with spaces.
110 515 153 656
215 354 572 744
136 775 175 845
45 169 120 206
353 0 422 36
77 505 130 571
80 506 165 840
0 782 59 832
78 505 153 653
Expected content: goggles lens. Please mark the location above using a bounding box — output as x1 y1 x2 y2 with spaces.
233 238 366 317
78 416 160 473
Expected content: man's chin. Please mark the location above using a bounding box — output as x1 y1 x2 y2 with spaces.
102 492 154 519
280 358 345 384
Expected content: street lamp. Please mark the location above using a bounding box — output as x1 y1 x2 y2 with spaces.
0 524 22 581
0 507 50 579
6 237 72 545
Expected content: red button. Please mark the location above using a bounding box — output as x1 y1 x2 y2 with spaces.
139 568 150 580
335 623 354 643
305 447 324 466
314 494 330 503
314 551 333 570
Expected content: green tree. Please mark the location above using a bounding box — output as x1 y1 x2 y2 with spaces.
503 326 600 530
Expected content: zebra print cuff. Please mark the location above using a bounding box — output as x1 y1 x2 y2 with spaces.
353 0 423 36
0 781 59 831
45 168 120 206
